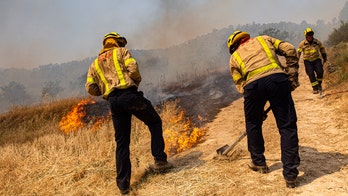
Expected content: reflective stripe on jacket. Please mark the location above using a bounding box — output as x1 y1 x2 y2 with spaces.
85 47 141 99
297 38 326 61
229 35 299 94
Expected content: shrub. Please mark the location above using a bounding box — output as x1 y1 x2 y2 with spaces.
325 42 348 86
326 21 348 46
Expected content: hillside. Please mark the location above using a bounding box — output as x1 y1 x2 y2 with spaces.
0 20 339 114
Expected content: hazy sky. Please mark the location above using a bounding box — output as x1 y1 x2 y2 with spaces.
0 0 346 69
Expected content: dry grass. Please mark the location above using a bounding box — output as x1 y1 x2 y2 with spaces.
325 42 348 87
0 97 82 145
0 126 116 195
0 95 289 196
0 97 206 195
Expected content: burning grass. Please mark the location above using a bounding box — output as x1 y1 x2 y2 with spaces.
58 97 110 134
160 100 206 155
57 98 206 156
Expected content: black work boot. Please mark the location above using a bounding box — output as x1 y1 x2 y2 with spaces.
285 178 297 188
312 85 319 94
149 160 173 173
248 161 269 174
119 188 130 195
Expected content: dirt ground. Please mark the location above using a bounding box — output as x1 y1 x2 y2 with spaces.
190 63 348 195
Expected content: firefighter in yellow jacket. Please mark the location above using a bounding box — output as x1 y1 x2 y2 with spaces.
85 32 172 195
298 28 327 94
227 30 300 188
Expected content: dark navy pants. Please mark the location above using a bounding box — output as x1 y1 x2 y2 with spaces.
108 87 168 190
243 73 300 180
304 59 324 90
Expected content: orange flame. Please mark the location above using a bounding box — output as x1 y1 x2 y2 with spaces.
59 98 205 155
59 98 110 134
164 110 206 155
59 98 94 134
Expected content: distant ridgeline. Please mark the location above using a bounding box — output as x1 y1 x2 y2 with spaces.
0 21 338 113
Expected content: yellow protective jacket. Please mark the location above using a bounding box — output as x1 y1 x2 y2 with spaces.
85 47 141 99
229 35 299 94
297 38 326 61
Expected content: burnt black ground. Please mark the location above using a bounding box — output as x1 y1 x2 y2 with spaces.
161 70 241 125
88 70 240 127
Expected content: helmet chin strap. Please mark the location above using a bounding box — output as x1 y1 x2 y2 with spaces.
229 42 239 54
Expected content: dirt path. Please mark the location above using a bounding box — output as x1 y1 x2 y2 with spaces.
191 63 348 195
136 63 348 195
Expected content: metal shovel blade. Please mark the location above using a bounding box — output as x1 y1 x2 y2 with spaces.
216 131 247 155
216 144 229 155
216 106 272 156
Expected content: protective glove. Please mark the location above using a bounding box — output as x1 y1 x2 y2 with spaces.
322 53 327 63
288 74 300 91
86 83 102 96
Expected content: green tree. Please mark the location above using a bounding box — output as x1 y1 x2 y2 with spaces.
326 21 348 46
0 81 30 105
259 28 289 40
41 80 64 99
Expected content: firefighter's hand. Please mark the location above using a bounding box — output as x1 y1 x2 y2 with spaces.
87 83 102 96
288 74 300 91
322 53 327 63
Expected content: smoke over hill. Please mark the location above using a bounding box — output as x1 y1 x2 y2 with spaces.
0 21 341 113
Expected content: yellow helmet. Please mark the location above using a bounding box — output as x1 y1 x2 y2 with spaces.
304 28 314 36
103 32 127 46
227 30 250 54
